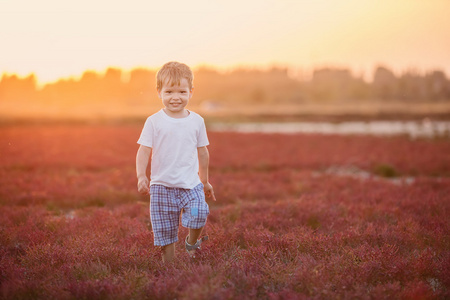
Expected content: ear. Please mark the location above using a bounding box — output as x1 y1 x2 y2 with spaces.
189 87 194 99
157 89 162 99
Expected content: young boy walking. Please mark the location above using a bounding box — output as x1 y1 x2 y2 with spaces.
136 61 216 262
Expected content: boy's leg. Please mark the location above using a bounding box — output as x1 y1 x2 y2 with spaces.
186 227 204 257
162 243 176 262
150 185 181 262
181 183 210 256
187 227 203 245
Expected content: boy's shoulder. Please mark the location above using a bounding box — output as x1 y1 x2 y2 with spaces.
144 110 165 124
188 110 205 120
148 109 164 119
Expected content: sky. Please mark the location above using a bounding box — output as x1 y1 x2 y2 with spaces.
1 0 450 84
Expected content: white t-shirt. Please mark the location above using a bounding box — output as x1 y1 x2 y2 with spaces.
137 109 209 189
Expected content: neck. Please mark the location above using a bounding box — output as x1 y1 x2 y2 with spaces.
163 108 189 119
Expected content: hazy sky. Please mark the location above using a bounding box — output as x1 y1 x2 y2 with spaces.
1 0 449 83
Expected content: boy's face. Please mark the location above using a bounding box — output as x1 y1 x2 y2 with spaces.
158 78 193 117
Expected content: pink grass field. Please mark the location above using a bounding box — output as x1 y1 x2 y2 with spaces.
0 124 449 299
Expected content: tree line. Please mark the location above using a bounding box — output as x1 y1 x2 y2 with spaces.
1 66 449 108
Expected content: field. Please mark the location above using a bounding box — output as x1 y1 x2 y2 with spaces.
1 124 449 299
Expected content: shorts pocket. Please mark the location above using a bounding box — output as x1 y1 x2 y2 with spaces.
191 207 199 217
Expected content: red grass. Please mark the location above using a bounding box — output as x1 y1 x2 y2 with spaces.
0 124 449 299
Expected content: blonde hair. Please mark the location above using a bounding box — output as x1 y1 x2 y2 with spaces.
156 61 194 91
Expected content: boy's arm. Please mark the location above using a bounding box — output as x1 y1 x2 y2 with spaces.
198 146 216 201
136 145 152 194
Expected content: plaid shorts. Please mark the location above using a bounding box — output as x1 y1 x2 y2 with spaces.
149 183 209 246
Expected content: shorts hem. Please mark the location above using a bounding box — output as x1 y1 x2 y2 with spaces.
154 237 178 247
182 219 208 230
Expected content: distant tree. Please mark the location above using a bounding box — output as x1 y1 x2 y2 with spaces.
397 70 427 100
310 68 355 101
191 67 222 105
78 71 102 102
126 68 157 105
425 70 449 100
372 66 398 100
0 73 37 103
39 78 79 105
102 68 124 103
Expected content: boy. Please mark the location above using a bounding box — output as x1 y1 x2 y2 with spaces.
136 61 216 262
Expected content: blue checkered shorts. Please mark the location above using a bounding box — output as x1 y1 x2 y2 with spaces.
149 183 209 246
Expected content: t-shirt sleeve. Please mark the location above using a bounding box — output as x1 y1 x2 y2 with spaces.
137 117 153 147
197 119 209 147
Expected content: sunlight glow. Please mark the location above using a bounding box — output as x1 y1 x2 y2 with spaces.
1 0 449 84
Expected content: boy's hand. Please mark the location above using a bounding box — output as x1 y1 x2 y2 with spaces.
137 176 150 195
203 182 216 201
